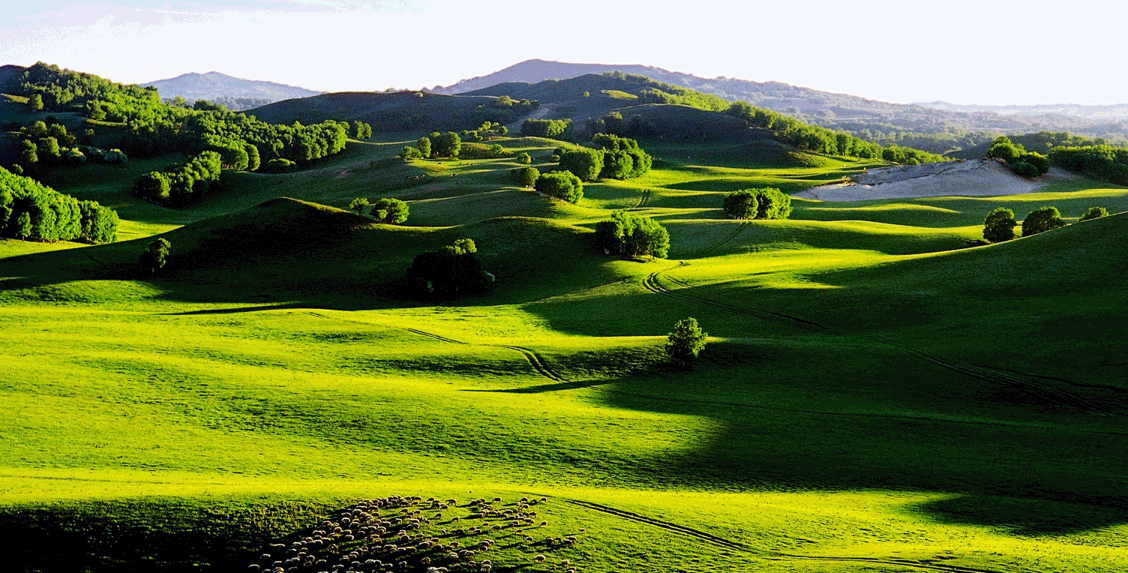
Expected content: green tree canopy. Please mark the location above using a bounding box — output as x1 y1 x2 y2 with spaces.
1080 206 1109 221
1022 206 1065 237
983 207 1017 243
593 210 670 259
371 198 409 224
722 190 759 219
558 148 604 181
534 171 583 203
141 238 170 273
666 317 707 364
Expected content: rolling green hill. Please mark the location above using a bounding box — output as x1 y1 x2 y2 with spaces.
1 64 1127 573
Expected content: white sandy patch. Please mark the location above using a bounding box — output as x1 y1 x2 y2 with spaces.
799 159 1078 202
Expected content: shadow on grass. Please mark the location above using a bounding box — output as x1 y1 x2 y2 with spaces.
909 494 1128 537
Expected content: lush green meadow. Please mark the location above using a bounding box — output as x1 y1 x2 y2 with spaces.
2 133 1127 572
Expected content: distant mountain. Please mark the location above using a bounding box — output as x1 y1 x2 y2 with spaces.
141 72 321 111
436 59 1128 151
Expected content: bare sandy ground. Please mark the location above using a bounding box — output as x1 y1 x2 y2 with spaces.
799 158 1078 202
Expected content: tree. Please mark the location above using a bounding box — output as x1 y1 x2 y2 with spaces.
745 187 792 219
489 144 505 157
558 148 604 181
400 146 423 160
1022 206 1064 237
534 171 583 203
516 152 531 164
140 238 170 273
348 197 369 216
513 167 539 188
1080 206 1109 221
666 317 707 364
417 137 432 159
406 238 494 296
1010 160 1039 178
982 207 1017 243
986 136 1022 163
497 125 508 136
723 190 759 219
430 132 461 157
27 94 43 111
244 143 261 171
133 171 171 201
371 198 409 224
593 210 670 258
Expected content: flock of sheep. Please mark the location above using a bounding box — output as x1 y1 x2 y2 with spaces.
246 495 584 573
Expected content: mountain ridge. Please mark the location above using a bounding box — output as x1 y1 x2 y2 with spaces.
141 71 321 110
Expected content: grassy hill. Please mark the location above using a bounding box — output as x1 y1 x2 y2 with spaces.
248 91 516 132
1 75 1127 573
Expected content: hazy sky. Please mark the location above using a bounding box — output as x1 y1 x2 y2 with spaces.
2 0 1126 105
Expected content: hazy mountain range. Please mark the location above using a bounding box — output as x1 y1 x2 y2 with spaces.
141 71 321 110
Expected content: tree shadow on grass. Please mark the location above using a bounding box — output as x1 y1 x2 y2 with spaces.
908 493 1128 537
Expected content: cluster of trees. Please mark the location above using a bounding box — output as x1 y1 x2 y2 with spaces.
725 102 946 164
468 95 538 128
406 238 495 296
986 136 1051 178
402 132 462 160
594 210 670 258
1049 145 1128 185
351 121 373 140
585 112 658 139
462 121 508 142
15 63 353 205
133 151 223 206
9 120 127 174
722 188 793 220
349 197 409 224
521 119 573 140
981 204 1109 242
0 166 118 243
592 134 652 179
533 171 583 203
554 135 653 182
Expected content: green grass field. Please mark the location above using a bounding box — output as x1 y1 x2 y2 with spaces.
2 131 1127 572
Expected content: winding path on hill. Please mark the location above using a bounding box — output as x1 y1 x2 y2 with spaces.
555 497 1010 573
400 326 570 383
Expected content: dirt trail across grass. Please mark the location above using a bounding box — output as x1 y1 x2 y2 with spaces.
799 159 1077 202
559 497 1010 573
401 326 570 382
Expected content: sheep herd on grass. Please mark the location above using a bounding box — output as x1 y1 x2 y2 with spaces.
246 494 584 573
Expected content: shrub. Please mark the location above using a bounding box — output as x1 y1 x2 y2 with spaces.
983 207 1017 243
141 238 170 273
406 238 494 296
558 148 604 181
534 171 583 203
512 167 539 187
262 158 297 173
745 187 792 219
1080 206 1109 221
488 144 505 157
593 210 669 258
1010 160 1039 178
400 146 423 160
1022 206 1065 237
348 197 369 216
666 317 707 364
516 152 531 164
371 198 409 224
722 190 759 219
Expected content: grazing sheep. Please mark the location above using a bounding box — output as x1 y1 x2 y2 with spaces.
247 565 261 572
533 554 546 563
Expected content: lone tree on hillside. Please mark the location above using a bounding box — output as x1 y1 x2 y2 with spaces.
983 207 1017 243
666 317 707 364
348 197 369 216
371 198 409 224
512 167 539 188
1080 206 1109 221
141 238 170 273
1022 206 1065 237
516 152 532 164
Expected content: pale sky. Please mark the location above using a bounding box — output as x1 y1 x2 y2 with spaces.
2 0 1126 105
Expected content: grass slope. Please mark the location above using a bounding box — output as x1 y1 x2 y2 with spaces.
1 116 1126 573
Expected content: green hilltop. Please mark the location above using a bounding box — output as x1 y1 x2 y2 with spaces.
1 62 1127 573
